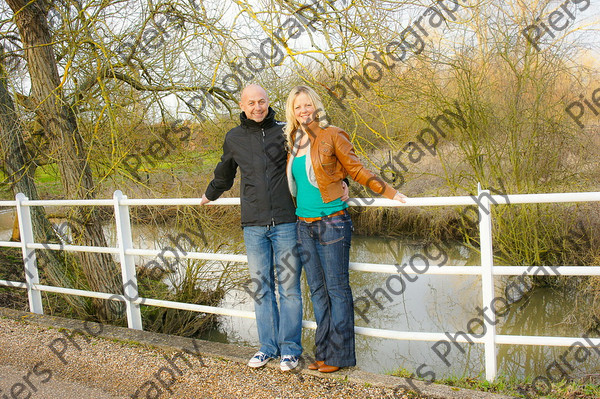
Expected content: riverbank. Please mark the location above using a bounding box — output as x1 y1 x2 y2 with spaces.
4 143 600 244
2 241 600 397
390 369 600 398
0 248 28 311
0 307 514 399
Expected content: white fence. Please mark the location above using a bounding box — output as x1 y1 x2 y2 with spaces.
1 188 600 381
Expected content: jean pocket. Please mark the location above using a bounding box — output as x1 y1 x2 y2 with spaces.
318 221 345 245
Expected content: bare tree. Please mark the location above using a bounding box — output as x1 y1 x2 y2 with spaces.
4 0 122 320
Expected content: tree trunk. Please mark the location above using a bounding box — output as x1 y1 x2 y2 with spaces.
5 0 123 321
0 46 49 240
0 45 88 311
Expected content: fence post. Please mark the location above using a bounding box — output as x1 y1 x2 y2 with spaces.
113 190 143 330
15 193 43 314
478 185 497 381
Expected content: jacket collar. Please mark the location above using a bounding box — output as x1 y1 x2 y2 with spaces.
300 119 322 143
290 119 323 152
240 107 277 130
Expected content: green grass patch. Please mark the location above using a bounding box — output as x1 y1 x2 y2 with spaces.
391 367 414 379
35 164 60 184
118 149 222 179
390 369 600 399
438 375 525 396
439 377 600 399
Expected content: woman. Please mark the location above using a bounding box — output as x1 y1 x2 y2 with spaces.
284 86 406 372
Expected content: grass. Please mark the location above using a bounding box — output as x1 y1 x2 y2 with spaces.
110 338 146 348
441 375 600 398
35 164 60 184
392 367 414 379
128 149 221 173
390 369 600 398
0 149 223 200
438 376 524 396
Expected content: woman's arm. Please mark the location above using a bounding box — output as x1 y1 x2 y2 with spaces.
332 128 402 201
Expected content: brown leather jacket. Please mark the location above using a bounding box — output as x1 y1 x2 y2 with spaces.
286 120 397 203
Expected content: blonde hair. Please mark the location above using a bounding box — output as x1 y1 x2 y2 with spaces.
284 86 329 151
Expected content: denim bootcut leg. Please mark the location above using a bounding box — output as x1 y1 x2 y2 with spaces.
297 213 356 367
243 222 303 358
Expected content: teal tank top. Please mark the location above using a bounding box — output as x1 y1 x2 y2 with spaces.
291 155 347 218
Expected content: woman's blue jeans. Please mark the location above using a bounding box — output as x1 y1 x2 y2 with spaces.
243 222 303 358
297 211 356 367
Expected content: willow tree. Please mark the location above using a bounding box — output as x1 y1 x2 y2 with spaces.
0 43 92 313
0 45 43 233
4 0 121 320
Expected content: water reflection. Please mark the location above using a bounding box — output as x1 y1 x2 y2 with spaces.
496 287 600 380
2 212 598 380
215 235 600 380
348 237 482 375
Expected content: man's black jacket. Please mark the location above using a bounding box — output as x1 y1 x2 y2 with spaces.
205 108 297 227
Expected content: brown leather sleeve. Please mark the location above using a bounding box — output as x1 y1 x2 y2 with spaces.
332 129 397 200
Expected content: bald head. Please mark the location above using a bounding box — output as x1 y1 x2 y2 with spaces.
240 84 269 123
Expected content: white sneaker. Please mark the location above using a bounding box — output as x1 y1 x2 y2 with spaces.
248 351 272 368
280 355 299 371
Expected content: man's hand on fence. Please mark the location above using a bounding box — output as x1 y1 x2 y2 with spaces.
200 194 211 205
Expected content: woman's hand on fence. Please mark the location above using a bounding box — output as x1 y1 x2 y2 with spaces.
393 192 407 203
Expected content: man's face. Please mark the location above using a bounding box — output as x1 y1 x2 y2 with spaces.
239 86 269 123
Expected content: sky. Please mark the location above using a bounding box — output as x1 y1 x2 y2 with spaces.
2 0 599 118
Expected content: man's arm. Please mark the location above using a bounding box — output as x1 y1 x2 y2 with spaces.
341 179 350 201
201 138 238 205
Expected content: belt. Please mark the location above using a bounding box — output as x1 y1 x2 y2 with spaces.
298 209 346 223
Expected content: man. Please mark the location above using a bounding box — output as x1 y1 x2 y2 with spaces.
200 84 302 371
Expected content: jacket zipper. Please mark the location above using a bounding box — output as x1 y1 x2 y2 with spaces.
262 128 275 226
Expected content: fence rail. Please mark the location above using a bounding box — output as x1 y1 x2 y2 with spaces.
1 188 600 381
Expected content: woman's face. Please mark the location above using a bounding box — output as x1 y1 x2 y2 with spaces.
293 92 315 126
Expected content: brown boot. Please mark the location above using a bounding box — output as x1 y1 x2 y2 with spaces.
308 360 325 370
318 364 340 373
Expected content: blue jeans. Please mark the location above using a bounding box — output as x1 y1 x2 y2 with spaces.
243 222 302 357
297 211 356 367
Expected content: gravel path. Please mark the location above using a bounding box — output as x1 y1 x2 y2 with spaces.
0 364 121 399
0 316 424 399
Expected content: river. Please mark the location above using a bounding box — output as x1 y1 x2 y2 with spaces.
0 211 598 380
